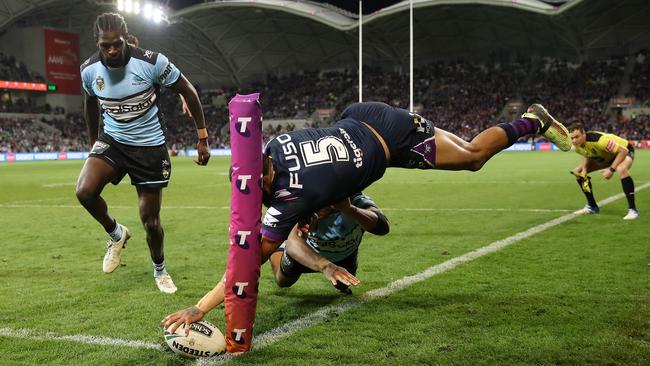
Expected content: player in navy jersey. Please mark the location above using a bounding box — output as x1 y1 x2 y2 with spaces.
163 101 572 333
75 13 210 294
163 193 389 333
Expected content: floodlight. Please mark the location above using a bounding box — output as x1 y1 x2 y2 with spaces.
143 3 154 19
153 8 163 23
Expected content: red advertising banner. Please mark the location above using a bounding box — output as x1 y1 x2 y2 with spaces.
44 28 80 95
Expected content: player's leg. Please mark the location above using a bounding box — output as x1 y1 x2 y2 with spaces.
269 246 302 288
75 156 131 273
571 159 603 215
616 155 639 219
434 105 570 171
136 186 176 293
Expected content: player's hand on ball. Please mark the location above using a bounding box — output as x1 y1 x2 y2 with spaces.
162 306 206 336
194 139 210 166
321 263 360 287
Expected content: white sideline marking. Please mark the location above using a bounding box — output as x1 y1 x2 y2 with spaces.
201 182 650 365
42 182 77 188
0 203 571 213
0 183 646 357
0 327 162 350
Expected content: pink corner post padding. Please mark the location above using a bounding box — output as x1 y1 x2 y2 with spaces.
224 93 262 353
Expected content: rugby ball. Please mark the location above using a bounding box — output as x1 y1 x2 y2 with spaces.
164 320 226 358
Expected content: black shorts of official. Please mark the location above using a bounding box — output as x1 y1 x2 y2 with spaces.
627 143 635 159
279 248 359 279
89 132 171 188
342 102 437 169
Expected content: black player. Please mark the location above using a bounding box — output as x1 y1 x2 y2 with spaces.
163 101 572 333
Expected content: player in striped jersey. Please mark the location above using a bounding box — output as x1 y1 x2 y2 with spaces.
569 123 639 220
75 13 211 293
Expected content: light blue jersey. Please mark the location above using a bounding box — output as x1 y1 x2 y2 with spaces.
301 193 376 263
80 46 181 146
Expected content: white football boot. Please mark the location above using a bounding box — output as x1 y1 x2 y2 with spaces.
155 272 178 294
102 224 130 273
573 205 599 215
623 209 640 220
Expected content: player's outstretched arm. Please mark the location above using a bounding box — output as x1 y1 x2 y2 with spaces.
162 278 226 336
286 225 360 287
163 235 281 335
168 74 210 166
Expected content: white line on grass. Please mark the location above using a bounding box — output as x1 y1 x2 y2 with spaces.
0 327 163 350
201 182 650 365
0 203 571 213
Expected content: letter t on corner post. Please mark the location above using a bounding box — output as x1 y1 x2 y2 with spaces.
225 93 262 353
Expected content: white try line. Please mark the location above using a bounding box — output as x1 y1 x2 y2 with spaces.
0 327 162 350
0 183 646 358
0 203 571 213
201 182 649 365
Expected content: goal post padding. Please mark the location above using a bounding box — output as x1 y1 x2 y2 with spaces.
224 93 262 353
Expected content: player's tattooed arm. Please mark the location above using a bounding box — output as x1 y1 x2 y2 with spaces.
162 277 226 336
83 92 100 146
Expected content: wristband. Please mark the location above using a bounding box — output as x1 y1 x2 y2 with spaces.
197 128 208 139
608 166 616 173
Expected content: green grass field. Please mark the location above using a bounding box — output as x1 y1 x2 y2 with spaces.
1 151 649 365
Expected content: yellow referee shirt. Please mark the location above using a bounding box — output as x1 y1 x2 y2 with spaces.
574 131 629 162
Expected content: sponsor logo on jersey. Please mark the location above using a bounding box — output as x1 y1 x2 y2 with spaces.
338 128 363 168
159 63 174 83
99 87 157 122
144 50 154 58
131 74 147 86
95 75 105 91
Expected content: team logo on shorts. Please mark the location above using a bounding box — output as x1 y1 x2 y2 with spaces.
162 159 170 179
90 141 109 154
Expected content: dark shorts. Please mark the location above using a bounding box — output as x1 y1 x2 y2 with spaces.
89 132 171 188
627 143 635 159
341 102 436 169
279 248 359 278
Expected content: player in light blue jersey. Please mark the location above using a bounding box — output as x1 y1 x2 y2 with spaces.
75 13 211 294
269 192 390 294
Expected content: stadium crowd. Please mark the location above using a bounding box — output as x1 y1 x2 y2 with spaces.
2 55 650 153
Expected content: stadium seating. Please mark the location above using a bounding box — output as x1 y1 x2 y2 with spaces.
2 55 650 152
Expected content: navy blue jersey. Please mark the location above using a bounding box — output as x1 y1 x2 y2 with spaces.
262 119 387 242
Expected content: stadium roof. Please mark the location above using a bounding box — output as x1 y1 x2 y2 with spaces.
1 0 649 87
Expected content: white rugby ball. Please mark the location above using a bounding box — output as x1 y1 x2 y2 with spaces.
164 320 226 358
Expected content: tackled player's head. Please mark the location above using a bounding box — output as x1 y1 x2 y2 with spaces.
569 123 587 147
94 13 129 68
